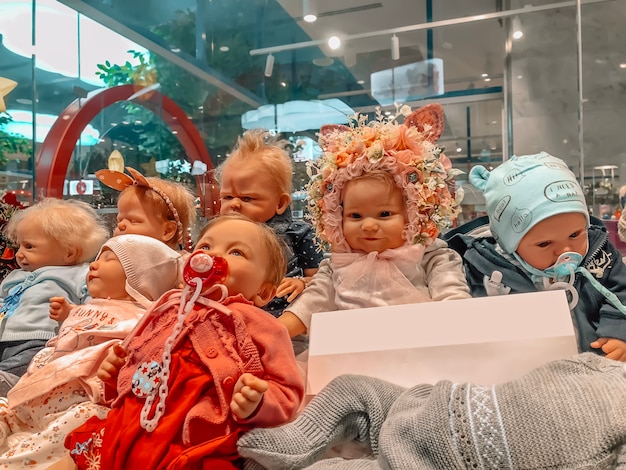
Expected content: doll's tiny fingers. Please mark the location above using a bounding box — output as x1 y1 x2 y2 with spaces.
112 342 128 357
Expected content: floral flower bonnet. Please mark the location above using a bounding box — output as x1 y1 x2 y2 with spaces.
306 104 462 252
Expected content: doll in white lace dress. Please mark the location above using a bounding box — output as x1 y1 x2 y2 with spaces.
278 105 471 339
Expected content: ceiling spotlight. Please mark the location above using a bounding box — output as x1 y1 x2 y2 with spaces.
328 35 341 50
391 35 400 61
512 16 523 39
455 143 462 153
303 0 317 23
264 53 275 77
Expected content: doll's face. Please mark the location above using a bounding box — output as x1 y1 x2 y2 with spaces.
14 218 77 271
114 190 177 248
219 161 290 224
86 248 131 300
516 212 588 270
342 177 407 253
194 218 275 307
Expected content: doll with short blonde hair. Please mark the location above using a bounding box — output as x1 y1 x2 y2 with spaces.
0 198 108 393
218 130 324 354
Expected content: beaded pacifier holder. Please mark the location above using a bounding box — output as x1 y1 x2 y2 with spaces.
125 251 228 432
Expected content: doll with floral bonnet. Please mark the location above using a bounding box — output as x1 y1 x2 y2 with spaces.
279 104 471 338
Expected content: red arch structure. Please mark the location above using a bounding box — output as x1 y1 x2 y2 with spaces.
36 84 219 215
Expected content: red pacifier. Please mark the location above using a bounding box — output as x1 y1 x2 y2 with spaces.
182 251 228 291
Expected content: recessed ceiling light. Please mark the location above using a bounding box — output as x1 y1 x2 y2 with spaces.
313 57 334 66
16 98 32 105
357 79 365 85
328 36 341 50
220 46 229 52
170 47 181 53
620 63 626 69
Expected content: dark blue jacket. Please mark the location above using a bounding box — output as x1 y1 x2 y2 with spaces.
444 216 626 354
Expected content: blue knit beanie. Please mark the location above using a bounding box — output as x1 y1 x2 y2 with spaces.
469 152 590 254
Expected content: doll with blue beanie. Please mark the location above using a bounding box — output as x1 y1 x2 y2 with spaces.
444 151 626 361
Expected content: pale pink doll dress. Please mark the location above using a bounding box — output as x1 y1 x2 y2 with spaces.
289 240 472 333
0 298 146 469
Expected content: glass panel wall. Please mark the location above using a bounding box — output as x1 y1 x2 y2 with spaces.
1 0 625 230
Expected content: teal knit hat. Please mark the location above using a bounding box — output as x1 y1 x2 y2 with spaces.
469 152 589 253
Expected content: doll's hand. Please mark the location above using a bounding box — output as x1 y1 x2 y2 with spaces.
97 342 128 388
49 296 73 322
275 277 307 303
590 337 626 362
230 373 269 420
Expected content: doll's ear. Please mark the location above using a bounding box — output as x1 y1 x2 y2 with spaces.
251 282 277 308
405 103 444 143
276 192 291 216
64 246 81 265
161 220 178 243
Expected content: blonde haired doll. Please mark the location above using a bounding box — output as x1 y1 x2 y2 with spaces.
0 198 108 393
279 105 471 338
65 214 304 470
218 130 324 354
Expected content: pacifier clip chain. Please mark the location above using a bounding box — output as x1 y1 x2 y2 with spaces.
135 252 228 432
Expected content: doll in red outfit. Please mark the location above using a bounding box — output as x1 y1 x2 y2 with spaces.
62 214 304 470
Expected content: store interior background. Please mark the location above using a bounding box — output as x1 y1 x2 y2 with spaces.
1 0 625 235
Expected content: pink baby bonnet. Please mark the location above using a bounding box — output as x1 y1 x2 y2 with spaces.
306 104 461 253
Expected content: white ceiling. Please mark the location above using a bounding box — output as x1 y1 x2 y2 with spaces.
276 0 626 181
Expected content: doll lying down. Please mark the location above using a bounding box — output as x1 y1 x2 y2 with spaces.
239 352 626 469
